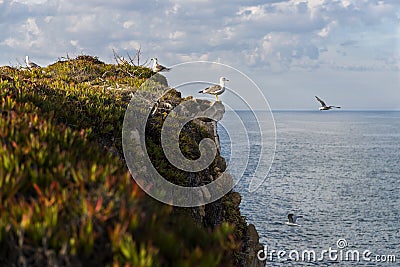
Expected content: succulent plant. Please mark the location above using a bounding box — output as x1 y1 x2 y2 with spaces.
0 55 247 267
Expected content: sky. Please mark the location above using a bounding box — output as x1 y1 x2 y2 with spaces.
1 0 399 110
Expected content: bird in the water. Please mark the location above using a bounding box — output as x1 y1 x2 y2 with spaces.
151 58 170 72
315 96 341 110
25 56 40 69
198 77 228 101
285 213 303 227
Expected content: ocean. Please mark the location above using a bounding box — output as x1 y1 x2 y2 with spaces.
219 111 400 266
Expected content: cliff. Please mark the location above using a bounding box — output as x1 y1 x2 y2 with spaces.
0 55 264 266
142 89 265 266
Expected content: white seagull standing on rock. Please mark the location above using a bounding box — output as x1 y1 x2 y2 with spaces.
198 77 228 101
25 56 40 69
315 96 341 110
151 58 170 72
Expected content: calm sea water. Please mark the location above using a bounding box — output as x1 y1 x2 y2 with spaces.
219 111 400 266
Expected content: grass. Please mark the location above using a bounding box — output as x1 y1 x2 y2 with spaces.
0 55 249 266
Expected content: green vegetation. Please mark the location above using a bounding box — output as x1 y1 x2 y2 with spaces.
0 56 249 266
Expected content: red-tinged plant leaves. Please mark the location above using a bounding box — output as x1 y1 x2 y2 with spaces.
49 180 59 193
32 182 44 200
0 57 244 267
20 206 33 229
119 200 127 221
85 199 93 217
11 140 17 149
4 176 25 202
94 197 103 213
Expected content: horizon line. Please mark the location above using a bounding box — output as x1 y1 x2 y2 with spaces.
228 109 400 112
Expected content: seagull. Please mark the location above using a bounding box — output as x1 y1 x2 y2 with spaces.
151 101 173 116
198 77 228 101
315 96 341 110
285 213 303 227
118 56 129 65
151 58 170 72
25 56 40 69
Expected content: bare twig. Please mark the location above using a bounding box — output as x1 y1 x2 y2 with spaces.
112 49 121 65
112 45 150 66
127 52 135 66
15 58 23 68
136 45 141 66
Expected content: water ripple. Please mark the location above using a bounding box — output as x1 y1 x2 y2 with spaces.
221 111 400 266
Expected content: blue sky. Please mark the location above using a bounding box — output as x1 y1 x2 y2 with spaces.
1 0 399 110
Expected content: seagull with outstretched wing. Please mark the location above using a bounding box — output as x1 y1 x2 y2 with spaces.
315 96 341 110
285 213 303 226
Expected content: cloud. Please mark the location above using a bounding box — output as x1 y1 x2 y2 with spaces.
0 0 398 74
0 0 399 109
340 40 358 47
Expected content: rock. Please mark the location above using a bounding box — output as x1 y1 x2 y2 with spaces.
245 224 266 267
150 89 265 266
215 151 227 171
201 187 211 202
231 192 241 208
199 206 206 218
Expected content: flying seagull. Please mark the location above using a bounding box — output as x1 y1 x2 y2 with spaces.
315 96 341 110
285 213 303 227
25 56 40 69
198 77 228 101
151 57 170 72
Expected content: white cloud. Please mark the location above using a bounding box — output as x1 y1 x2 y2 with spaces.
165 3 180 15
22 18 40 35
169 31 185 40
12 0 47 4
237 6 265 21
317 21 337 37
44 16 53 23
0 0 398 109
2 38 18 47
0 0 399 73
70 40 78 47
341 0 351 9
123 21 134 29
